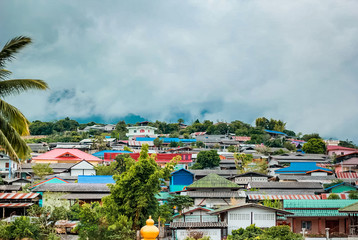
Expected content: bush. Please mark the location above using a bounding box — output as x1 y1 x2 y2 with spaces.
8 216 41 240
328 193 341 199
349 191 358 199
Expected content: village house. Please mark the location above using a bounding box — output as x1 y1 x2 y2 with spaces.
169 168 194 193
31 149 104 165
185 173 244 208
126 122 158 140
327 145 357 157
170 207 225 240
210 203 293 236
227 172 272 188
284 199 358 235
338 201 358 237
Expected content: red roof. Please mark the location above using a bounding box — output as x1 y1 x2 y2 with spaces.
0 203 34 207
336 172 358 179
0 193 39 199
104 152 192 163
32 149 102 162
327 146 357 152
247 194 320 200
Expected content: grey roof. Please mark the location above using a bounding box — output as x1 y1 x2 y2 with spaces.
210 203 293 215
270 154 329 161
169 222 227 229
3 178 31 184
277 175 337 181
249 182 323 189
231 172 272 178
187 191 245 198
190 170 238 177
61 193 109 200
32 183 111 193
246 190 319 195
0 185 21 191
20 163 74 173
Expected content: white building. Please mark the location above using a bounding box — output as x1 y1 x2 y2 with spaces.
126 126 157 139
210 203 293 236
0 153 17 178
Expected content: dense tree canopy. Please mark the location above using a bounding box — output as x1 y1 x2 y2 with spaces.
191 150 220 169
302 138 326 154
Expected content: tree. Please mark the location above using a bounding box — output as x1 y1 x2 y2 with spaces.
302 133 321 141
227 145 237 153
32 163 54 179
167 195 194 214
302 138 326 154
349 191 358 199
191 150 220 169
153 137 163 148
0 36 49 161
177 118 184 124
103 144 178 230
339 140 357 149
327 193 340 199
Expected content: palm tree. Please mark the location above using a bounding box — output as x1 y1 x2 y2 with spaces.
0 36 49 163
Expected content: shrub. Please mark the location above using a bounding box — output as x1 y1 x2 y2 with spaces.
328 193 341 199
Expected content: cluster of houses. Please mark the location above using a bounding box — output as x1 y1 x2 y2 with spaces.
0 124 358 239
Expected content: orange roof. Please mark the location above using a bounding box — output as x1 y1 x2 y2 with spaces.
32 149 101 162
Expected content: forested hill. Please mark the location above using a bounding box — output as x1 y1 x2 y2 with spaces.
28 117 357 148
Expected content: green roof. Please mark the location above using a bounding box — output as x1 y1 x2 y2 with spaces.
284 200 358 217
339 202 358 213
187 173 240 189
284 200 358 209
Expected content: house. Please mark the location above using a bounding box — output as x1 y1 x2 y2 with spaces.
0 192 41 218
248 182 324 195
323 182 357 193
32 183 110 205
275 162 333 176
227 172 272 187
170 207 225 240
31 149 104 165
335 152 358 164
338 201 358 236
185 174 244 208
104 124 116 132
284 199 358 235
29 177 69 190
92 150 132 160
170 169 194 193
0 153 17 178
126 124 158 140
276 175 336 184
77 175 115 184
210 203 293 236
70 160 96 176
189 170 238 180
269 153 330 168
327 146 357 157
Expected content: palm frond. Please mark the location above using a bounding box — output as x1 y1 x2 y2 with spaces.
0 69 12 80
0 99 30 135
0 36 32 68
0 79 49 97
0 115 31 161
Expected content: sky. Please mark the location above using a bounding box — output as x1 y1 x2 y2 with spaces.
1 0 358 142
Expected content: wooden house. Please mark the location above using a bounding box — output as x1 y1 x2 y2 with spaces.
170 169 194 193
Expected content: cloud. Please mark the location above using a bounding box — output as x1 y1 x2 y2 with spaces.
1 0 358 142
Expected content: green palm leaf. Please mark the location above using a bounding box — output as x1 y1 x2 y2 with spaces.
0 36 32 68
0 79 49 98
0 99 30 136
0 115 31 161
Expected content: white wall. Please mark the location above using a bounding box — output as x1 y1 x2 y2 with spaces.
227 207 276 234
71 169 95 176
176 229 221 240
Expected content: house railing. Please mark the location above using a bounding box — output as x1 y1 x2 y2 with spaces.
349 225 358 236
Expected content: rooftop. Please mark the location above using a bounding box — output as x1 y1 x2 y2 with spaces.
187 173 240 189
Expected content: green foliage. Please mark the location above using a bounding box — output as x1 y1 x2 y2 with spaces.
153 137 163 148
302 138 326 154
103 144 178 230
283 129 296 137
95 162 119 175
29 117 79 135
349 191 358 199
169 141 179 147
227 145 237 153
152 203 173 224
262 199 282 209
193 150 220 169
328 193 341 199
260 225 303 240
302 133 321 141
283 141 297 151
7 216 41 240
255 117 286 132
167 195 194 214
339 140 357 149
70 203 81 220
228 224 303 240
196 141 205 148
32 163 54 179
234 153 254 172
228 224 263 240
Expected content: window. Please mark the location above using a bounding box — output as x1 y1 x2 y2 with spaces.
134 130 137 133
140 129 145 133
301 221 312 230
5 163 9 168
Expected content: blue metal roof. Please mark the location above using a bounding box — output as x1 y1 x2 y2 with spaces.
77 175 115 184
92 150 132 157
265 129 287 135
275 162 332 174
171 168 194 176
135 137 196 143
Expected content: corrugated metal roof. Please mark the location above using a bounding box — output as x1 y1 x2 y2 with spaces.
284 199 358 209
0 193 39 199
287 209 349 217
169 222 227 228
275 162 332 174
61 193 109 200
187 174 240 189
339 202 358 212
77 175 115 184
337 172 358 179
32 149 102 162
187 191 244 198
247 194 320 200
0 203 34 208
